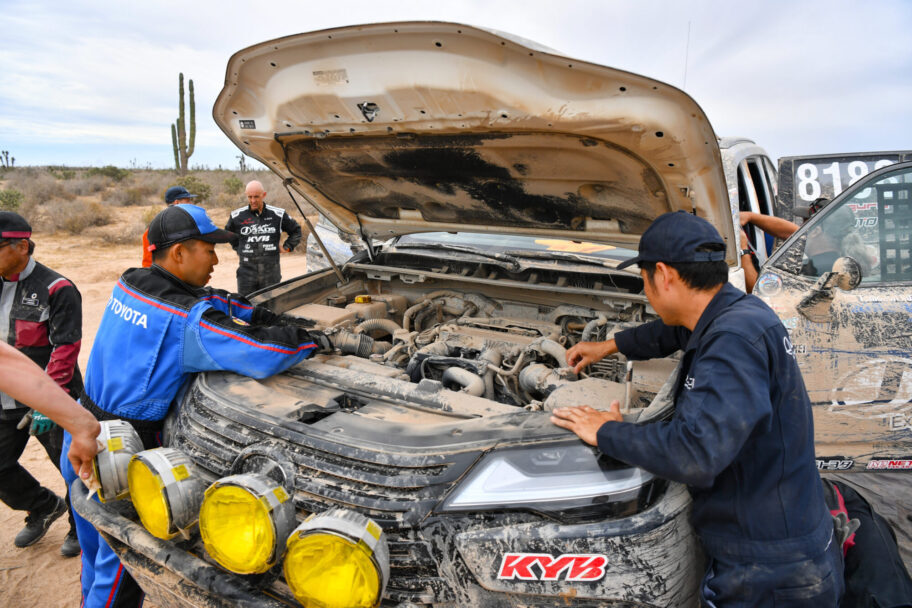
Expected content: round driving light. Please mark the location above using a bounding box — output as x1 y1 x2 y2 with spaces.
93 420 143 503
127 448 203 540
199 474 295 574
284 508 389 608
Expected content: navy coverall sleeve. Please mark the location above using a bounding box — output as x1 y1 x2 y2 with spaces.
281 213 302 252
614 319 690 360
596 330 772 488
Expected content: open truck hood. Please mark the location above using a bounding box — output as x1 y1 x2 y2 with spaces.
213 21 734 252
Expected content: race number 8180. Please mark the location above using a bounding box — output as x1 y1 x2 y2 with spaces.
796 159 895 202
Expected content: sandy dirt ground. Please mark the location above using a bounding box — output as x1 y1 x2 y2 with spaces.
0 205 310 606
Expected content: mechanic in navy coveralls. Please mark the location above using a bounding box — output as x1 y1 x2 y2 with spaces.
60 204 331 608
552 211 843 607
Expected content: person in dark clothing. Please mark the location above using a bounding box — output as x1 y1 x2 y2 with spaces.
224 180 302 296
61 204 330 608
552 211 843 607
0 211 83 557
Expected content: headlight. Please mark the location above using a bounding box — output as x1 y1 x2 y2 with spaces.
439 442 657 521
284 508 389 608
199 474 295 574
127 448 203 540
93 420 143 503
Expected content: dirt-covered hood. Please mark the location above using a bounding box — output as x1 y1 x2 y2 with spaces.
213 21 732 250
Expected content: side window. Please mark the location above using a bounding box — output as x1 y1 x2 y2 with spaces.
780 165 912 283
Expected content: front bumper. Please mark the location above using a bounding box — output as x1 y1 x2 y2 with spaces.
72 478 700 608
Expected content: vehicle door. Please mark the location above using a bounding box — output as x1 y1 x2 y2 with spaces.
757 161 912 471
737 155 778 264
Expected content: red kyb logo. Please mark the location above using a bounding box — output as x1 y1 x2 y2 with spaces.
497 553 608 581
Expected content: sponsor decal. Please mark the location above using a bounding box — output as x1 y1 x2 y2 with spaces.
816 458 854 471
239 119 256 129
107 296 148 329
783 336 795 357
497 553 607 582
888 413 912 432
232 317 250 326
240 225 277 236
21 292 39 306
683 376 695 390
866 458 912 470
756 273 782 297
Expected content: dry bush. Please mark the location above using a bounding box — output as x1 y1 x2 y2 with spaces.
40 199 114 235
104 186 154 207
84 220 146 245
64 175 110 196
5 172 75 205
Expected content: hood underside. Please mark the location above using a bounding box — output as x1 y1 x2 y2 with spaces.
214 21 733 250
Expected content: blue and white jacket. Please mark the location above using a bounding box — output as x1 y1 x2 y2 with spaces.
84 265 318 422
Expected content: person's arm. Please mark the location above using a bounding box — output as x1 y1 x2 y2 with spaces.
741 229 759 293
592 331 771 487
181 300 323 379
0 342 99 479
566 319 689 374
45 278 82 394
740 211 799 240
281 212 302 253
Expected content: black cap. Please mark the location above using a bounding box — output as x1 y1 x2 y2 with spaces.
164 186 198 204
0 211 32 240
147 204 236 253
616 211 726 270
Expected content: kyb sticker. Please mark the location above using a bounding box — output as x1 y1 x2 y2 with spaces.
497 553 607 582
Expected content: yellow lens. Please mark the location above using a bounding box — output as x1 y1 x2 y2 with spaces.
127 457 172 539
200 485 275 574
284 532 381 608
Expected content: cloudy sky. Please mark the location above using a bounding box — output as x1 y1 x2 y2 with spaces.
1 0 910 170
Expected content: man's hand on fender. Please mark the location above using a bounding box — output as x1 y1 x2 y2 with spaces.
550 402 622 446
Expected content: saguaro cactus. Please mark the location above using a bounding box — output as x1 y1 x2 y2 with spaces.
171 73 195 175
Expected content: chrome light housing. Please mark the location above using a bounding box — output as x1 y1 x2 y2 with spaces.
93 420 143 503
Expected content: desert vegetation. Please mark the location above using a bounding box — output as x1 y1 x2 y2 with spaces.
0 165 313 244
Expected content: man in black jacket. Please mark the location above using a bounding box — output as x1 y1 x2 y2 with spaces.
0 211 82 556
225 180 302 296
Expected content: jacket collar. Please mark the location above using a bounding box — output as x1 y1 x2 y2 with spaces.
2 256 35 283
685 283 747 352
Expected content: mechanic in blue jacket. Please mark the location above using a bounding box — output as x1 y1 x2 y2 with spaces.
553 211 843 607
61 204 330 608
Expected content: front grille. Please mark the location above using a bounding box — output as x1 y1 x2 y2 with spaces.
172 382 477 605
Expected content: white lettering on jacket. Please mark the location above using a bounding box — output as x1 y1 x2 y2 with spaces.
107 296 148 329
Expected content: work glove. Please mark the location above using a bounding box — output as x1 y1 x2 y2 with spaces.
312 331 334 354
832 511 861 549
16 410 58 436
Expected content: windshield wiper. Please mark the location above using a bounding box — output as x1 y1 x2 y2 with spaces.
392 242 522 271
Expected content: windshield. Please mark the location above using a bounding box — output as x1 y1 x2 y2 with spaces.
395 232 638 263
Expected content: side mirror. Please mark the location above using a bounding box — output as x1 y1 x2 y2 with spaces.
796 256 862 322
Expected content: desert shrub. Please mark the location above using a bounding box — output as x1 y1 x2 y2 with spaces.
170 175 211 204
46 199 113 234
63 175 109 196
0 189 24 211
223 176 243 195
47 166 76 180
86 165 130 182
141 206 161 225
105 187 149 206
5 172 74 205
213 191 243 208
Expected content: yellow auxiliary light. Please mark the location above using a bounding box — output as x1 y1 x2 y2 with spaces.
92 420 143 503
127 448 203 540
199 474 296 574
284 508 389 608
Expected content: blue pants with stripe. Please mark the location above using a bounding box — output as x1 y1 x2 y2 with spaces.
61 431 144 608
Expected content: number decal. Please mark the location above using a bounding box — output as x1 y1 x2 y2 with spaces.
797 163 821 202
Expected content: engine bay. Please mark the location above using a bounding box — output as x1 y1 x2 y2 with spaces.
280 267 678 414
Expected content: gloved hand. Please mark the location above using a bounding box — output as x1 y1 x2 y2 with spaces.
312 332 334 353
277 313 315 329
832 511 861 549
28 411 57 436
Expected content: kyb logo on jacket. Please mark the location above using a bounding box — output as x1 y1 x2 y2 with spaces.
497 553 607 581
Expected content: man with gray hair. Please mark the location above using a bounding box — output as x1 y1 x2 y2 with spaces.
225 180 302 296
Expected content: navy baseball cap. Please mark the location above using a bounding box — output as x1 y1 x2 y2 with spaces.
0 211 32 240
164 185 198 204
616 211 726 270
147 204 236 252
